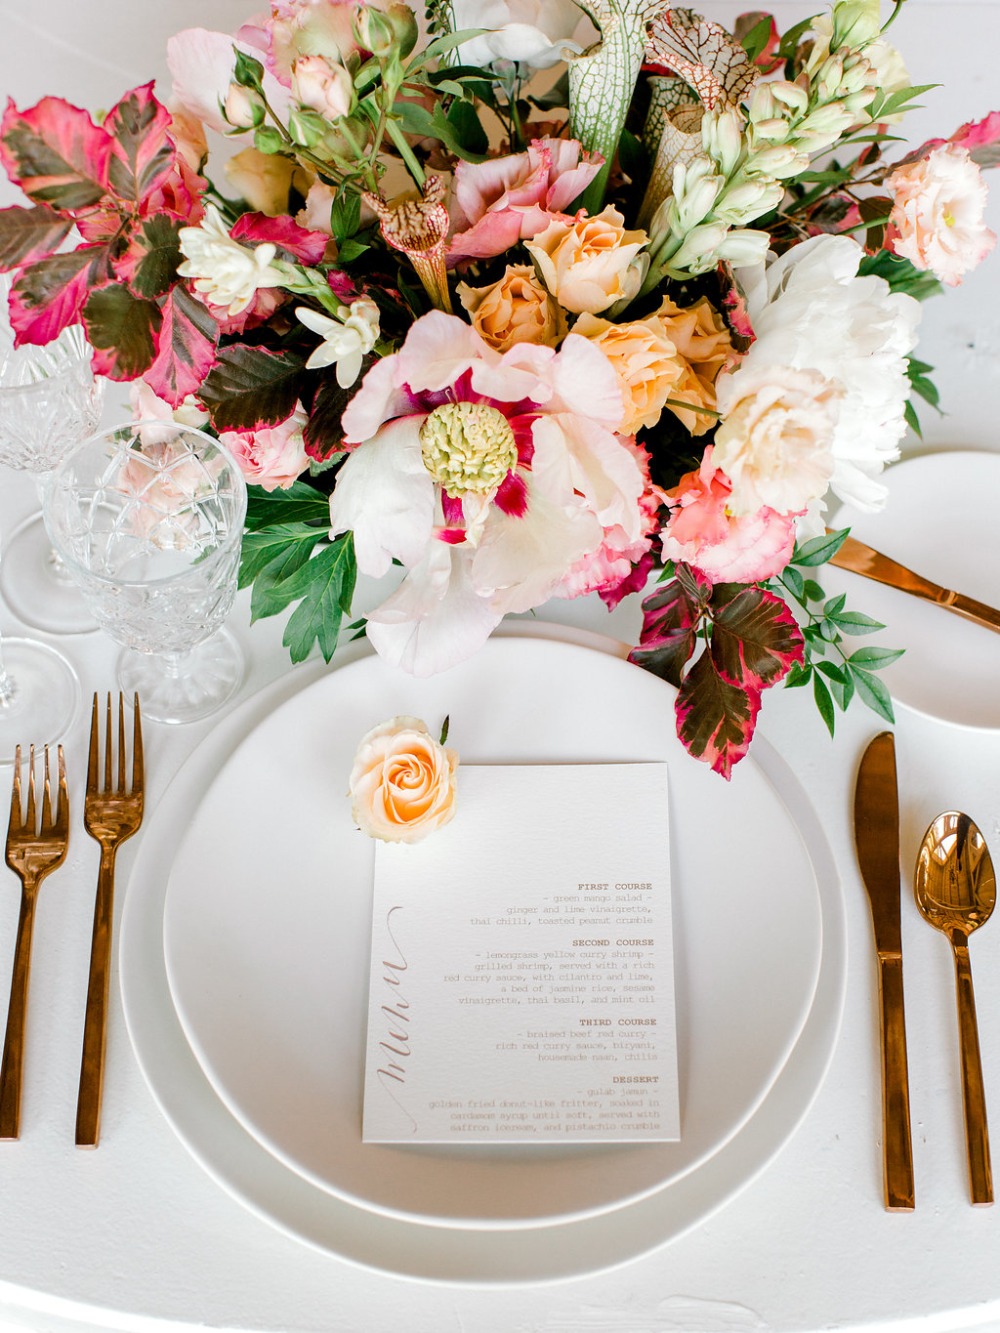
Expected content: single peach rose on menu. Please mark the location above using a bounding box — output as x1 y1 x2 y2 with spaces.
349 716 458 843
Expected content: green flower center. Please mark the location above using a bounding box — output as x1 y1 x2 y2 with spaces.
419 402 517 496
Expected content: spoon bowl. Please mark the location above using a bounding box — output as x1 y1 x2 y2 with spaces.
915 811 996 1205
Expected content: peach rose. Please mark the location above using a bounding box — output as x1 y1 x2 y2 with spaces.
524 206 648 315
886 144 997 287
655 297 735 436
457 265 567 352
573 310 684 435
349 716 458 844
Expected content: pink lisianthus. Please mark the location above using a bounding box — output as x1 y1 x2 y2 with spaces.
552 437 662 602
329 310 657 675
448 139 603 263
219 404 310 491
659 447 796 584
885 143 997 287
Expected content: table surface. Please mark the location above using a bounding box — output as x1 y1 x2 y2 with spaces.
1 2 1000 1330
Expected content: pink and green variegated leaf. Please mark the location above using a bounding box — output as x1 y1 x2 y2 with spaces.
199 344 307 432
0 204 73 269
7 245 112 344
0 96 111 212
710 583 804 689
950 109 1000 168
103 83 178 206
116 214 183 298
83 283 161 380
629 564 712 687
144 283 218 407
675 650 761 779
230 212 329 265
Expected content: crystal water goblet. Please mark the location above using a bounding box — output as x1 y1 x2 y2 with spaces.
0 306 106 633
44 422 248 725
0 526 80 759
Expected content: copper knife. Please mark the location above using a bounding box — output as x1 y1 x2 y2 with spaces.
830 534 1000 634
854 731 915 1211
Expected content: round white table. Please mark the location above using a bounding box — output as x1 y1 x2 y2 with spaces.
1 2 1000 1329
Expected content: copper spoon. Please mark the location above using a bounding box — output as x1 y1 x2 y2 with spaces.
915 811 996 1205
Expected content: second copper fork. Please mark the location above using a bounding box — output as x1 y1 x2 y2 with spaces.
0 744 69 1140
77 694 143 1148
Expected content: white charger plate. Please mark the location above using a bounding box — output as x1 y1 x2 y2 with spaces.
826 450 1000 730
160 634 824 1230
119 624 847 1283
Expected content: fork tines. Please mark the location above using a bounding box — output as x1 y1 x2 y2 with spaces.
87 693 143 797
8 743 68 841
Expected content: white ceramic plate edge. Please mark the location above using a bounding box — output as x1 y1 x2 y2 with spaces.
118 625 847 1285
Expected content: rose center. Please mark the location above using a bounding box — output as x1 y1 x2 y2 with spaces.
420 402 517 496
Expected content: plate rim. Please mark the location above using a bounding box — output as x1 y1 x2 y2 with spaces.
118 623 847 1284
159 633 824 1230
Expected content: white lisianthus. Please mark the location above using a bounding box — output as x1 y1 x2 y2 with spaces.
713 364 842 516
450 0 597 70
177 204 287 316
295 298 380 387
733 234 921 515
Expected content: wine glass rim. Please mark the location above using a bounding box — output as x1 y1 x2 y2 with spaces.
0 326 95 395
45 420 249 590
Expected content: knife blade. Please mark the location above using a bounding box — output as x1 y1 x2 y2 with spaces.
854 731 915 1211
830 534 1000 635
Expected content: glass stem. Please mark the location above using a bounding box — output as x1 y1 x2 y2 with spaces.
34 470 73 585
0 630 19 712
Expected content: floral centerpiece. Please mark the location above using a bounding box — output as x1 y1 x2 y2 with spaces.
0 0 995 774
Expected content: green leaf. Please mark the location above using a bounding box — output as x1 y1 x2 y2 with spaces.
813 670 836 737
904 399 923 437
781 564 805 600
793 528 849 567
803 579 825 603
281 535 358 663
778 14 817 60
336 237 369 264
822 591 846 617
850 665 895 723
784 660 812 688
239 522 326 590
200 344 306 432
446 99 489 155
329 189 361 245
740 14 777 63
827 609 886 634
847 645 905 668
245 479 331 531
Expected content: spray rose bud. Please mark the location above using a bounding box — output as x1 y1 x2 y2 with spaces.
353 6 397 57
291 55 355 119
223 83 265 130
385 3 419 57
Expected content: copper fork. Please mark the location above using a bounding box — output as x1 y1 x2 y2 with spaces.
0 745 69 1140
76 693 143 1148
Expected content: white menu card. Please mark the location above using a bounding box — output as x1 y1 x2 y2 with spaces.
362 763 679 1144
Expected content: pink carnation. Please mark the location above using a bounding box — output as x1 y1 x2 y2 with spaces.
886 143 996 287
448 138 603 263
219 405 310 491
660 447 795 584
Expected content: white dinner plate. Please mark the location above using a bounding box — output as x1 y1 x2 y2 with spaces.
119 624 847 1283
160 634 824 1230
826 449 1000 730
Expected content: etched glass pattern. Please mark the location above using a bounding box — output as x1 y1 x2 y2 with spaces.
0 323 105 473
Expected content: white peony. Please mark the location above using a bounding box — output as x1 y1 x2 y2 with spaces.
449 0 597 70
731 234 921 516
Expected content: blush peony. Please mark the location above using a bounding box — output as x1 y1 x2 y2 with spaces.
886 144 997 287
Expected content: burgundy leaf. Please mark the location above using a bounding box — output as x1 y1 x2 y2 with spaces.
303 374 355 461
144 283 218 407
0 95 111 211
231 212 329 265
0 204 73 269
200 344 307 432
7 245 112 344
83 283 161 380
675 650 761 779
117 214 183 298
709 583 805 689
103 83 177 206
629 565 711 687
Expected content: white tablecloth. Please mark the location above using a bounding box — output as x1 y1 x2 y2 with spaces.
1 2 1000 1329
